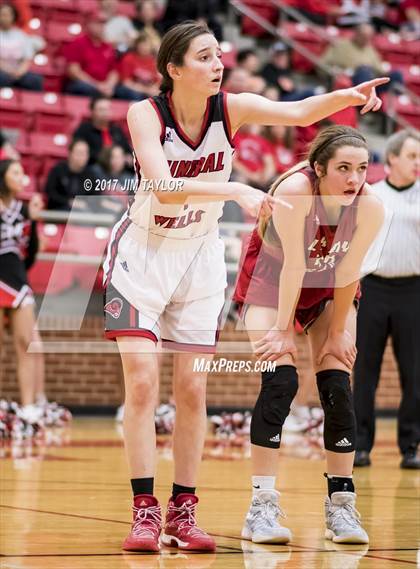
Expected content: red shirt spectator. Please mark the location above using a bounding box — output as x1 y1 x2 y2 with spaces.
64 33 117 82
234 131 273 173
119 51 159 85
119 33 160 97
233 126 276 189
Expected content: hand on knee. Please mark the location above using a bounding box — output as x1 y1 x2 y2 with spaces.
316 370 356 453
251 365 298 448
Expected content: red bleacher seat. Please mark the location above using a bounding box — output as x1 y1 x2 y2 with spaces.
374 35 420 66
20 155 42 177
64 226 109 291
394 96 420 129
282 22 328 73
28 223 74 295
110 100 131 122
0 88 27 129
28 132 70 158
63 94 91 120
46 21 83 46
20 91 65 113
241 0 279 38
33 112 73 135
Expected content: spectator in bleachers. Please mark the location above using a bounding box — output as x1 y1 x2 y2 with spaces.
162 0 223 41
0 3 43 91
261 41 320 101
101 0 138 53
222 67 251 94
63 13 140 101
264 125 297 174
91 144 135 214
91 144 134 189
119 32 161 99
72 96 131 164
236 49 260 75
44 139 94 211
0 130 19 161
132 0 162 54
321 23 404 92
232 124 276 190
400 0 420 40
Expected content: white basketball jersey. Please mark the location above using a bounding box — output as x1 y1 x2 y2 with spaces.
128 91 234 239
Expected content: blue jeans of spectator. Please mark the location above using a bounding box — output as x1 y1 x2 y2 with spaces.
0 70 43 91
66 80 147 101
352 65 404 93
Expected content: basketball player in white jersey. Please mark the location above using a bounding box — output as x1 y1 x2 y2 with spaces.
103 20 388 552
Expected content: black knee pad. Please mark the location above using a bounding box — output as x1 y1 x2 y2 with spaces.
316 369 356 453
251 365 298 448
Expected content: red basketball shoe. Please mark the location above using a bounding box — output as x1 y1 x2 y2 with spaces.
123 494 162 552
161 494 216 551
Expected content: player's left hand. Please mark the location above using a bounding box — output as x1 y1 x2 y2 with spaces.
344 77 390 114
316 329 357 369
28 194 44 220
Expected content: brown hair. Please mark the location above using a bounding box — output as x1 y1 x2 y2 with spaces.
157 21 214 93
259 125 368 240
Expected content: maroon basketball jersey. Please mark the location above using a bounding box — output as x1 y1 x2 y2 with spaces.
233 167 363 311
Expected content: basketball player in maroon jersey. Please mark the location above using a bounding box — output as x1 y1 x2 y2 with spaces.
103 19 388 552
234 125 385 545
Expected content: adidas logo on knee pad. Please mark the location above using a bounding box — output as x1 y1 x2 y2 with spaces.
335 437 352 447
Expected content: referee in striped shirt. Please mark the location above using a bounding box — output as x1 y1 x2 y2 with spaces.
354 129 420 469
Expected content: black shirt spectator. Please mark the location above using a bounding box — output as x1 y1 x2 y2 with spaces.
45 140 94 210
72 96 131 164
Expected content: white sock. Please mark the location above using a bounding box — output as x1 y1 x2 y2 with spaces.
252 476 276 496
327 474 353 478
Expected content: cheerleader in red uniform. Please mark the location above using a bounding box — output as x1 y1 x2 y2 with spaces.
0 159 44 422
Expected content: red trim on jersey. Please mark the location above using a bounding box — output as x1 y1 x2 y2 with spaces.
166 92 211 150
149 98 165 143
104 217 132 288
221 91 234 147
105 329 158 342
161 338 217 354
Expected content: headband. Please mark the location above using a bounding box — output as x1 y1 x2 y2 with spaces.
314 133 366 161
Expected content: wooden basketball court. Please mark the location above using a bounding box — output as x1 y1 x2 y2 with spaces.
1 418 418 568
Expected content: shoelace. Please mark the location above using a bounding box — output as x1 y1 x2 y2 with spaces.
250 499 286 530
330 502 361 529
132 505 162 537
168 502 207 537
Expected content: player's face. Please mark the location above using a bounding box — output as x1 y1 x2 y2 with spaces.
322 146 369 205
177 34 224 96
5 162 25 195
389 137 420 185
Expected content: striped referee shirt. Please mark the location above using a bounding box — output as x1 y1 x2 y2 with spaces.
366 178 420 278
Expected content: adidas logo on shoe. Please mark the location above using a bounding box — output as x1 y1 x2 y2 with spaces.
140 500 148 506
269 434 280 442
335 437 352 447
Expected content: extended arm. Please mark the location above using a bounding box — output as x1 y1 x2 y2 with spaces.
228 77 389 131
